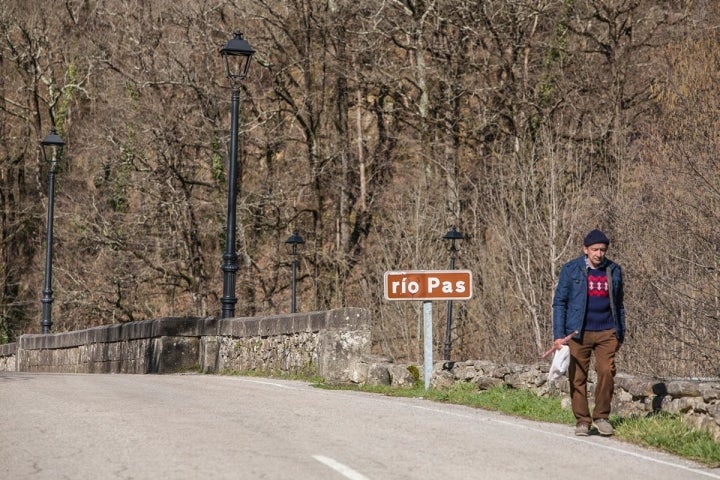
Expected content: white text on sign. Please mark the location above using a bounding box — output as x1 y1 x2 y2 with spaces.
383 270 473 301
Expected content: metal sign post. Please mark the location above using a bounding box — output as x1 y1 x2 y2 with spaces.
423 301 433 390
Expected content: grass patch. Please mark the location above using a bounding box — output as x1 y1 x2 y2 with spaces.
443 383 575 424
327 382 574 423
615 412 720 467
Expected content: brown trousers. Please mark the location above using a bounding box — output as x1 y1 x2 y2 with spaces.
568 329 619 426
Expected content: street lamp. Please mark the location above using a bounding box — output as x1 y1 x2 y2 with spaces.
219 32 255 319
285 232 305 313
39 127 65 334
442 226 464 360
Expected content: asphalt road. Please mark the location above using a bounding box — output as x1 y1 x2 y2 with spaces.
1 372 718 480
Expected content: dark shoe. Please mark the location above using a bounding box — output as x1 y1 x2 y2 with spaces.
594 419 614 436
575 423 590 436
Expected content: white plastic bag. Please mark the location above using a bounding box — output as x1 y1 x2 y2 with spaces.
547 345 570 383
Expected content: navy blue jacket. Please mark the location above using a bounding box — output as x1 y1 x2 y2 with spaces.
552 255 626 343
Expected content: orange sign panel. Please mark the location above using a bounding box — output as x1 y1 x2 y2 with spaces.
384 270 473 301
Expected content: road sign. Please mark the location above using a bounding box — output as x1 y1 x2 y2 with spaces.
384 270 473 301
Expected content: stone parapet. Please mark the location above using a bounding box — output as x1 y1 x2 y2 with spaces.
0 308 371 383
215 308 371 383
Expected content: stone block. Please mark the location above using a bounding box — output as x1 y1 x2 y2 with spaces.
700 384 720 402
317 326 371 384
200 336 220 373
431 369 456 389
615 373 653 398
350 360 368 384
366 363 391 386
154 336 200 373
474 376 503 390
667 380 703 398
389 365 417 387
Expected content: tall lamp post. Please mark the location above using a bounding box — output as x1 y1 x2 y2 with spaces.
285 232 305 313
219 32 255 319
442 226 464 360
39 127 65 334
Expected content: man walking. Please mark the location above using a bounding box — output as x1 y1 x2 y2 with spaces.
552 229 626 436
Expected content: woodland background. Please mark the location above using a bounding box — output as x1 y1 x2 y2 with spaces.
1 0 718 378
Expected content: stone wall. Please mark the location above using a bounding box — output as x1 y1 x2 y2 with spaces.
0 308 371 383
213 308 372 383
353 357 720 442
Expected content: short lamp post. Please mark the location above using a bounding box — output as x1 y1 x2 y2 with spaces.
285 232 305 313
39 127 65 334
219 32 255 319
442 226 464 360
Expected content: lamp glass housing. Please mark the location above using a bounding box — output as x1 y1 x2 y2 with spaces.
220 32 255 82
443 227 464 252
285 232 305 256
40 127 65 163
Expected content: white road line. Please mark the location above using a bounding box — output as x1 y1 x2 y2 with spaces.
313 455 370 480
239 378 298 389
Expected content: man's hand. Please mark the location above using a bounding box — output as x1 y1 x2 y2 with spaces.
541 330 579 359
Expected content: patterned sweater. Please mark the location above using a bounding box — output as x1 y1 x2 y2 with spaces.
585 267 614 331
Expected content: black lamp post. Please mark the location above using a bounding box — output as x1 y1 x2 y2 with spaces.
442 226 464 360
285 232 305 313
219 32 255 319
39 127 65 334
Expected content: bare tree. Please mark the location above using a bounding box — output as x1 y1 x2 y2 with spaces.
0 0 717 378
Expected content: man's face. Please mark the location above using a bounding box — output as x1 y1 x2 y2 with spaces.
583 243 608 268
